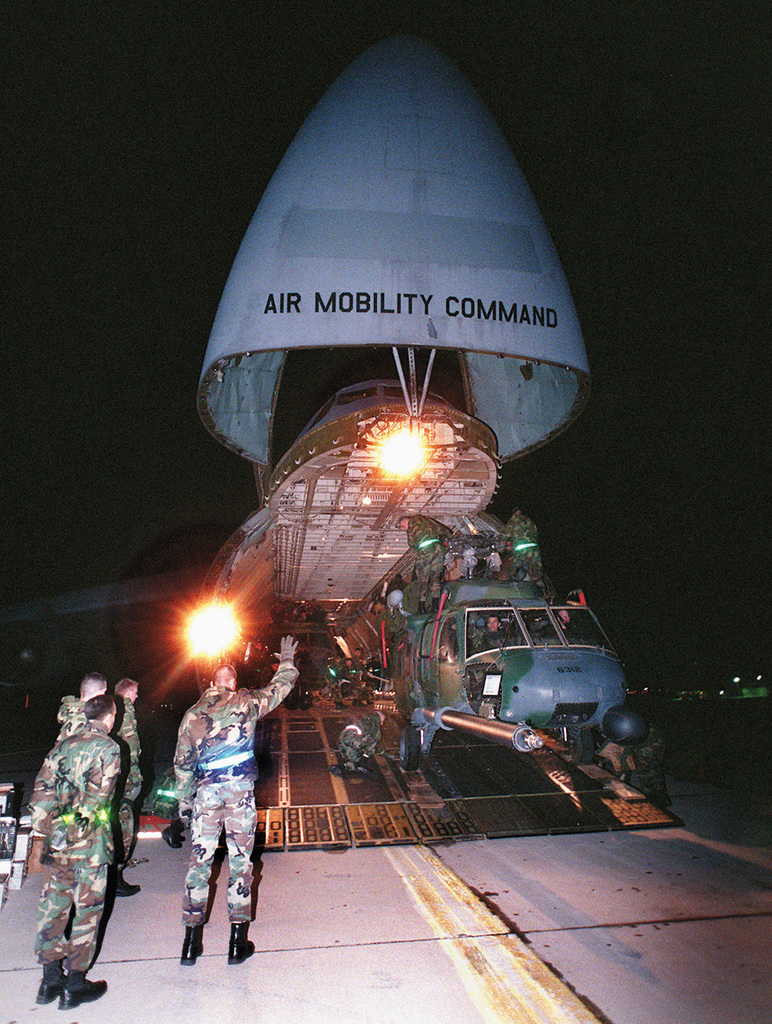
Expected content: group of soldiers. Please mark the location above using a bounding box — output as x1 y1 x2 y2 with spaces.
323 649 381 707
29 672 142 1008
398 508 545 614
29 641 302 1006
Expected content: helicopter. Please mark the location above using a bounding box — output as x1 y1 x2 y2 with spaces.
382 527 646 771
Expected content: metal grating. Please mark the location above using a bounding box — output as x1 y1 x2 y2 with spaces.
247 707 682 849
284 805 351 849
255 807 285 851
345 803 418 846
588 794 681 829
404 801 482 842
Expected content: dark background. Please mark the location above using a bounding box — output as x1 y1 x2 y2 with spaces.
3 2 769 706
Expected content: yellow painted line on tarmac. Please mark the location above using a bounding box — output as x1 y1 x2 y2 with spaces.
386 844 602 1024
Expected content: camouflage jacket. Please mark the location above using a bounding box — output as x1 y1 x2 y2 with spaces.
174 659 298 806
116 697 142 800
505 510 539 547
406 515 452 553
30 722 121 864
338 713 383 758
56 695 88 742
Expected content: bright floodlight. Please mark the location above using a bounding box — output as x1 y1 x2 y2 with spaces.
378 429 427 477
187 604 239 656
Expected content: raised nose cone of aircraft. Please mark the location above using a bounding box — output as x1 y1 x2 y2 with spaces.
199 35 589 468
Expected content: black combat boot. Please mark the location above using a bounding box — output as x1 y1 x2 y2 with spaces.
115 868 141 897
227 922 255 965
162 816 186 848
35 959 65 1005
180 924 204 965
59 970 107 1009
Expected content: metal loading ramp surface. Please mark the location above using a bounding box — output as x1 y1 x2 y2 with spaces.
240 705 681 850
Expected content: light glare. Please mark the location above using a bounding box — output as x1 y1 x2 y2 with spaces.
187 604 239 656
378 429 427 477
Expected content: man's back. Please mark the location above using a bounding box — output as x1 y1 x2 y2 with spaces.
31 724 120 863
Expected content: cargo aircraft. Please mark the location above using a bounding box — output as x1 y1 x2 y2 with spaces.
180 36 646 764
4 38 645 765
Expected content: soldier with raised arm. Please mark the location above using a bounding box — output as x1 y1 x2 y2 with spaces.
174 636 298 965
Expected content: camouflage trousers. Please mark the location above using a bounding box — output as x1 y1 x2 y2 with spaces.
117 796 138 864
35 859 108 971
414 546 445 603
183 779 256 925
508 548 543 582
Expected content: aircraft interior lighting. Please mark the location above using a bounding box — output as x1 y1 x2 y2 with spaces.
377 428 427 477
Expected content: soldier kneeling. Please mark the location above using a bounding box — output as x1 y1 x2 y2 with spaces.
330 712 386 776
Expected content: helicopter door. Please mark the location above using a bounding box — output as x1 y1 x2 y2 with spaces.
435 614 465 705
419 616 441 702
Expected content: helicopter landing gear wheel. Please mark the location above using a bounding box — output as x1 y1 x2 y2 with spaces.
399 725 422 771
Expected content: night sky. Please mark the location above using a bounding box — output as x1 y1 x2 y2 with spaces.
3 2 769 691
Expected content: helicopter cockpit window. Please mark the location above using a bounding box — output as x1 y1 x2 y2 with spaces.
554 607 613 651
437 617 458 664
519 608 565 647
466 609 526 655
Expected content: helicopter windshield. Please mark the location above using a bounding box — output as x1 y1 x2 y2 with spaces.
553 606 614 650
466 608 527 655
518 608 565 647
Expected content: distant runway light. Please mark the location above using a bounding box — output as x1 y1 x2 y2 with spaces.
187 604 239 656
378 428 427 477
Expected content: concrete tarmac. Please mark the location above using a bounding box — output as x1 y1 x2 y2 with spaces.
1 776 770 1024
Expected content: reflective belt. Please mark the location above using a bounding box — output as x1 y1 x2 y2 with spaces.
341 725 363 737
514 541 538 552
200 750 252 770
418 538 439 549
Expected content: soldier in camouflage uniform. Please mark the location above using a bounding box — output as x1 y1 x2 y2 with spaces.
596 721 671 808
174 637 298 966
55 672 108 742
325 652 350 707
349 649 375 704
330 712 385 775
504 508 544 588
363 654 386 694
113 677 142 896
30 694 120 1009
399 514 452 612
